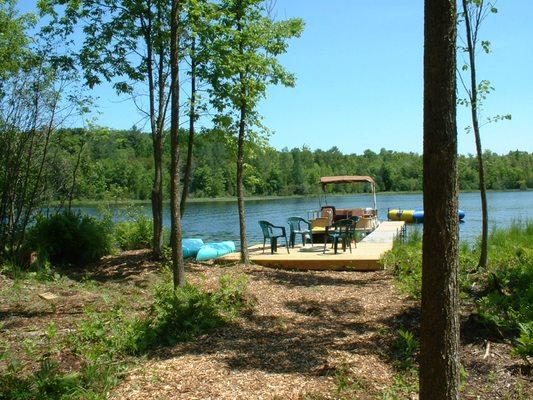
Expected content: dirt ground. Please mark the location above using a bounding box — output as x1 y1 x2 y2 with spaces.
1 250 531 399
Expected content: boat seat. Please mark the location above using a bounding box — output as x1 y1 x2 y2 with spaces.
311 217 330 232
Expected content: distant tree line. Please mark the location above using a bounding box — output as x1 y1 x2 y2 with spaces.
53 126 532 201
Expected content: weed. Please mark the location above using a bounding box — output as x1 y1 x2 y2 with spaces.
114 214 153 250
1 274 251 400
70 274 250 357
333 363 369 398
380 371 418 400
514 322 533 360
382 221 533 355
393 329 419 367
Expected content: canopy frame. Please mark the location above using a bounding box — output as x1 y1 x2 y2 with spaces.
319 175 377 211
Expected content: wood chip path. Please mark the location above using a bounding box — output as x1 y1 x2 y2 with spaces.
113 265 412 400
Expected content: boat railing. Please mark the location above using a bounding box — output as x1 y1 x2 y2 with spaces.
307 210 321 220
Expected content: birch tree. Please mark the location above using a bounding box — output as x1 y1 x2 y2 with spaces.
204 0 303 265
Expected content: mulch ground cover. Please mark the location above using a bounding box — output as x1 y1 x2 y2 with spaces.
1 250 531 399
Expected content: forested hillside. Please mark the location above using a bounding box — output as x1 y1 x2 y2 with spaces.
54 127 532 201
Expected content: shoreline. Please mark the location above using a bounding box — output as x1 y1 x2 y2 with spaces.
46 188 530 207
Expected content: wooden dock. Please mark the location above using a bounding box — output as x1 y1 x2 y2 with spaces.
217 221 405 271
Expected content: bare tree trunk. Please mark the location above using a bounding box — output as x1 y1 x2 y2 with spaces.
235 6 249 266
170 0 185 289
143 7 165 260
151 134 164 258
420 1 460 399
462 0 488 269
237 97 249 266
180 37 196 217
68 138 85 212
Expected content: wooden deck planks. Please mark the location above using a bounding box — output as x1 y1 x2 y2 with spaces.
217 221 405 271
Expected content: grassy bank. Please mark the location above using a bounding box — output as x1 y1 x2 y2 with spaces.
382 221 533 360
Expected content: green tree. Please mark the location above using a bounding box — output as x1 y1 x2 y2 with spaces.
204 0 304 264
180 0 212 216
459 0 510 270
0 0 34 80
39 0 172 259
0 4 88 262
169 0 185 289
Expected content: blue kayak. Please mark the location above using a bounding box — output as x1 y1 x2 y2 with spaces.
196 241 236 261
413 209 465 223
183 238 204 258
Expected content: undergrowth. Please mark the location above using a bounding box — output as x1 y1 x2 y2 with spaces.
382 220 533 357
114 214 153 250
0 274 250 400
25 212 114 267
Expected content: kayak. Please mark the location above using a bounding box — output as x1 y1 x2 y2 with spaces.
388 209 465 223
196 241 236 261
183 238 205 258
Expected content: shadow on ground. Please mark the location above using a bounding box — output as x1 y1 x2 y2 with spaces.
62 249 161 284
149 267 418 377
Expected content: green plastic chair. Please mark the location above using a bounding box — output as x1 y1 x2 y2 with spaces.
258 220 290 254
323 219 356 254
287 217 313 248
349 216 361 243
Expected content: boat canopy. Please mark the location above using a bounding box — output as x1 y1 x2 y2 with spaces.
320 175 376 187
319 175 377 210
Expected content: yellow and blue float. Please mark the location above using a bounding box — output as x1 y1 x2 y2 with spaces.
387 208 465 223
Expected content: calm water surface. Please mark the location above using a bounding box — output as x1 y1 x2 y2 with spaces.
77 191 532 245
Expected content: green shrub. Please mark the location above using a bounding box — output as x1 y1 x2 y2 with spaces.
114 214 153 250
146 274 249 347
381 232 422 298
71 274 250 357
0 356 77 400
474 222 533 333
26 212 114 267
393 329 419 363
70 308 149 360
0 331 117 400
0 353 119 400
514 322 533 359
382 221 533 355
3 276 251 400
1 258 59 282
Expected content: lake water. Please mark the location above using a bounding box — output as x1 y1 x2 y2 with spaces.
77 191 532 245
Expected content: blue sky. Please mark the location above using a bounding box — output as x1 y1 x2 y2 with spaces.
21 1 532 155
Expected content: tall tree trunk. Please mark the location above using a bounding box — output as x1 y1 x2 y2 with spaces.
68 138 85 212
462 0 488 270
180 37 196 217
420 1 460 399
237 99 249 266
143 9 164 260
170 0 185 289
151 134 164 259
235 6 249 266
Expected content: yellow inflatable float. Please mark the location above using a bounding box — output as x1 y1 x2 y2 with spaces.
387 209 416 223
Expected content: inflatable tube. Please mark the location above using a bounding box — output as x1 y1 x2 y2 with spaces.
387 209 415 223
413 209 424 223
196 241 236 261
183 238 204 258
388 209 466 223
